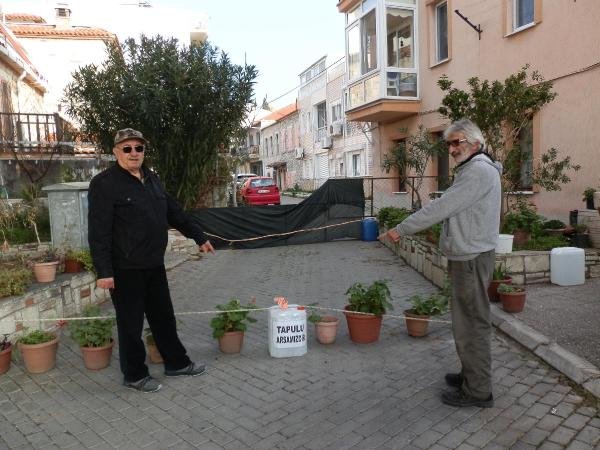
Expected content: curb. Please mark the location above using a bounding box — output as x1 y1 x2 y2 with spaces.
491 303 600 399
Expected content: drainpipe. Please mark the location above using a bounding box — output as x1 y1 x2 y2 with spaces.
16 70 27 114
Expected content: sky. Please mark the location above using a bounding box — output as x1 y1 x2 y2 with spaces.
1 0 346 110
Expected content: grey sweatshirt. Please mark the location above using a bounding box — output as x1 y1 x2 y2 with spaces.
395 153 502 261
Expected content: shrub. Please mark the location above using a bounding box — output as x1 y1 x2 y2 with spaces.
18 329 55 345
582 187 596 201
542 219 566 230
502 199 544 234
517 235 570 251
0 264 32 298
497 283 525 294
492 264 509 281
377 207 411 229
209 298 257 338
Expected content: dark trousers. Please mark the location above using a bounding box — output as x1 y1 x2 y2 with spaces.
448 250 495 399
111 266 191 382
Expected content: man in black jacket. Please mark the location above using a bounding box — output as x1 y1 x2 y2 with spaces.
88 128 215 393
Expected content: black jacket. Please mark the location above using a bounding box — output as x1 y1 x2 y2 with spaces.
88 163 207 278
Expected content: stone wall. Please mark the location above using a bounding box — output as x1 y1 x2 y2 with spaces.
381 232 600 287
0 272 108 340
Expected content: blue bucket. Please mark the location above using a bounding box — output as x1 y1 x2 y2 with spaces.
361 217 379 241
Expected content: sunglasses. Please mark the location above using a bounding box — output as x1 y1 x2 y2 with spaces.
445 138 467 148
121 145 145 154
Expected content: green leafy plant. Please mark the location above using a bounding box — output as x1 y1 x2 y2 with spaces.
68 305 115 348
346 280 393 316
377 207 411 229
408 293 448 316
517 235 570 251
492 264 509 281
0 264 32 298
18 329 56 345
582 187 596 202
542 219 566 230
497 283 525 294
65 248 95 273
573 224 588 234
209 298 257 338
0 334 11 351
36 248 59 263
501 198 543 234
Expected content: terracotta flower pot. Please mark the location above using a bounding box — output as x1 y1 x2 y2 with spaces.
404 309 430 337
146 342 163 363
488 277 512 302
344 306 382 344
0 344 12 375
33 261 59 283
512 229 530 246
64 258 84 273
218 331 244 354
80 340 114 370
500 291 526 313
19 335 59 373
314 316 339 345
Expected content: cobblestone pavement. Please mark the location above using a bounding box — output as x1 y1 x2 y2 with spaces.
1 241 600 449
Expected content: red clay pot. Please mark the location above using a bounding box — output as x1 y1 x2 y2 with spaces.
314 316 339 345
500 291 526 313
218 331 244 354
80 340 114 370
0 344 12 374
344 306 382 344
64 258 84 273
488 277 512 302
19 335 59 373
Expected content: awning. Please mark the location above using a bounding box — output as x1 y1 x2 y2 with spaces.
267 161 287 168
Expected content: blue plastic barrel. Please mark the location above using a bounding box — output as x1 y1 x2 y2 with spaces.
361 217 379 241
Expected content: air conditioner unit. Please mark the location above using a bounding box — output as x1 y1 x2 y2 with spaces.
329 121 343 137
295 147 305 159
321 136 333 149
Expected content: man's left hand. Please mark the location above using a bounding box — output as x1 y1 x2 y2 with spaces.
199 240 215 254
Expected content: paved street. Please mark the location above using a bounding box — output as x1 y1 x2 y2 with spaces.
1 240 600 449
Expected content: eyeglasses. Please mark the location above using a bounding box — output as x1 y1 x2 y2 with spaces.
445 138 467 148
121 145 145 154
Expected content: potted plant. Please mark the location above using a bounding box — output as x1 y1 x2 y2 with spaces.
0 262 32 299
582 187 596 210
144 328 163 363
210 298 257 354
488 263 512 302
68 305 115 370
542 219 568 237
17 328 59 374
0 334 12 374
497 283 526 313
404 293 448 337
344 280 393 344
63 248 92 273
32 248 60 283
570 224 590 248
307 304 339 345
501 199 543 246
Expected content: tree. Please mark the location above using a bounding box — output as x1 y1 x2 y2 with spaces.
64 35 257 209
437 65 580 213
382 125 446 209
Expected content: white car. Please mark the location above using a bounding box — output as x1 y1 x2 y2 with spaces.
235 173 258 188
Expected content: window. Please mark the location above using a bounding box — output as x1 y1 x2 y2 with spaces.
316 102 327 141
352 154 361 176
516 120 533 190
331 102 342 123
275 134 279 154
269 137 273 156
435 2 448 62
361 10 377 75
387 8 414 68
514 0 534 30
347 3 378 81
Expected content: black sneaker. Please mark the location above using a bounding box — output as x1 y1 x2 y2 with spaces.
124 376 162 393
165 362 206 377
441 390 494 408
445 372 463 388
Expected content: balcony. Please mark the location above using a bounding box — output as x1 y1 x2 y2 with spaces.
341 0 421 123
248 145 260 160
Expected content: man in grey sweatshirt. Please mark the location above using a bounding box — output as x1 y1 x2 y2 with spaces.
382 118 502 408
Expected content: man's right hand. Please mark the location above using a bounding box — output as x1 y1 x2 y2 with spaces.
97 277 114 290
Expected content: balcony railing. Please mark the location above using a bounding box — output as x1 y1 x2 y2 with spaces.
0 112 74 153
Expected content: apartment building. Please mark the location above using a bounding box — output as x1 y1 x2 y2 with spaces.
261 103 299 190
336 0 600 219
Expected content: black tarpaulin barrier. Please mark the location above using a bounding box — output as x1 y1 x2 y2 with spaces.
189 178 365 249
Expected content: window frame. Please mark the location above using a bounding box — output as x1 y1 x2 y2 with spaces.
435 1 449 63
513 0 535 32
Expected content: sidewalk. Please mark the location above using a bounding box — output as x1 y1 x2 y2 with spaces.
1 241 599 449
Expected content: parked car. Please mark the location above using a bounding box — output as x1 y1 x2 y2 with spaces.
235 173 258 188
240 177 281 206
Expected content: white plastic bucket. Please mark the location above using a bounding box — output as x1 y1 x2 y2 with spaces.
268 305 307 358
495 234 514 254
